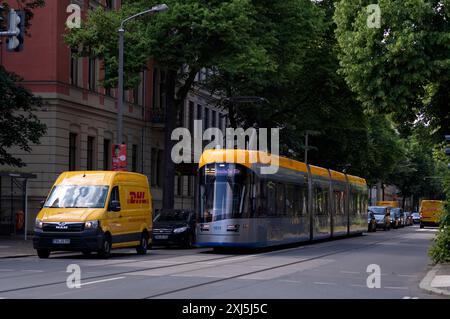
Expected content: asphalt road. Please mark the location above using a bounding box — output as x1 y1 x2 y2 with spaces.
0 225 445 299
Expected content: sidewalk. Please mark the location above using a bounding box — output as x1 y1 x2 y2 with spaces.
420 263 450 297
0 235 36 258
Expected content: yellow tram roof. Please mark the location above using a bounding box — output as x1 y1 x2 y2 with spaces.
199 149 366 186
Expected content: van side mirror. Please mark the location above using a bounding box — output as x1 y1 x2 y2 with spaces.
40 200 45 209
109 200 121 212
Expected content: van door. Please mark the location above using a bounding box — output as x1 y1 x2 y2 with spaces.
106 186 126 241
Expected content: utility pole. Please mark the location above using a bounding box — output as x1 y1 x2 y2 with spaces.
303 130 320 165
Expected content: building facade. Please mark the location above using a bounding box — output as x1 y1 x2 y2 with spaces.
0 0 227 232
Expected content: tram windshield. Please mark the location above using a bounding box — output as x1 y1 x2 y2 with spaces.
199 163 249 222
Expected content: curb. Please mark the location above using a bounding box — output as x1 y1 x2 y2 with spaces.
419 264 450 297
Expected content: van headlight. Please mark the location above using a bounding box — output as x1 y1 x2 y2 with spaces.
173 226 188 234
35 219 43 229
85 220 99 229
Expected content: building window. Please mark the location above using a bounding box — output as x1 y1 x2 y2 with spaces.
132 144 138 172
69 133 78 171
187 176 193 196
179 104 185 127
204 108 210 129
212 110 217 128
70 50 78 86
176 176 182 196
151 148 164 187
189 101 194 133
88 57 97 92
103 139 111 170
87 136 95 170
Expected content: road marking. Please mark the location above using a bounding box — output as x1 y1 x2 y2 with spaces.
385 286 408 290
0 269 13 272
314 282 337 286
80 276 125 287
23 270 44 273
340 270 360 274
279 279 302 283
403 296 419 299
350 284 367 288
416 228 438 232
398 274 417 278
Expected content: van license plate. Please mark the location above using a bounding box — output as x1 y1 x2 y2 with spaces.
155 235 168 240
53 239 70 244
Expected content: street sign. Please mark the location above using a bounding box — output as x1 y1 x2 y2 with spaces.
112 144 127 171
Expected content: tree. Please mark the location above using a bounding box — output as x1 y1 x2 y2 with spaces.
334 0 450 141
0 0 47 167
65 0 275 209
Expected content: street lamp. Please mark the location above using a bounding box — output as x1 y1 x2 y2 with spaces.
117 4 169 146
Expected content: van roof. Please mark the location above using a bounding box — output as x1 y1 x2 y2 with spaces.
55 171 147 186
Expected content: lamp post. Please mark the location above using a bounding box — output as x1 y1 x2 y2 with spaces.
117 4 169 145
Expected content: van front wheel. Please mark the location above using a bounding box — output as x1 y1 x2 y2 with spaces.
37 249 50 259
98 235 111 259
136 232 149 255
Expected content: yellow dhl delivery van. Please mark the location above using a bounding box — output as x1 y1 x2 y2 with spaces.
419 200 444 229
33 171 152 259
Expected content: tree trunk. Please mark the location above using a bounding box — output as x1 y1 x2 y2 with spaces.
162 70 177 210
161 68 199 210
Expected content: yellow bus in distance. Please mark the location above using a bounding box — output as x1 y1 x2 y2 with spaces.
376 201 399 208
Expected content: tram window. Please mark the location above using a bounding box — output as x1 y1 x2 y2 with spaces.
277 183 286 217
314 185 329 215
267 181 276 217
295 185 308 216
286 184 295 217
255 179 268 217
334 190 345 215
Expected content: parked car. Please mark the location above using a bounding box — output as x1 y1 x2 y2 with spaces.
404 211 413 226
368 206 391 231
390 208 402 229
152 209 196 248
411 212 420 224
367 210 377 232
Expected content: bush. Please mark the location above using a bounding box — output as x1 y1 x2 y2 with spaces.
429 176 450 264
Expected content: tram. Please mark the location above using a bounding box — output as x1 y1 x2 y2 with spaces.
196 149 368 248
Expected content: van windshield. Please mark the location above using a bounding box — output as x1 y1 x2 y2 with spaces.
369 207 386 215
44 185 109 208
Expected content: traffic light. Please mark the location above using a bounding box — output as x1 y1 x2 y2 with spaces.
7 9 25 52
446 135 450 169
0 5 6 30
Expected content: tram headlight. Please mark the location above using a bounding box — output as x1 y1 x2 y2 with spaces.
173 226 188 234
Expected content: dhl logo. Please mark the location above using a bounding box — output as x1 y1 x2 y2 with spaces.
127 191 149 204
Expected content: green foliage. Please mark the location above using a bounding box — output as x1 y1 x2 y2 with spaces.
65 0 266 91
334 0 450 140
429 172 450 263
0 66 47 167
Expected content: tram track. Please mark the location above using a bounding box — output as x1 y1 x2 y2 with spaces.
0 231 406 296
0 252 241 294
143 232 407 299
